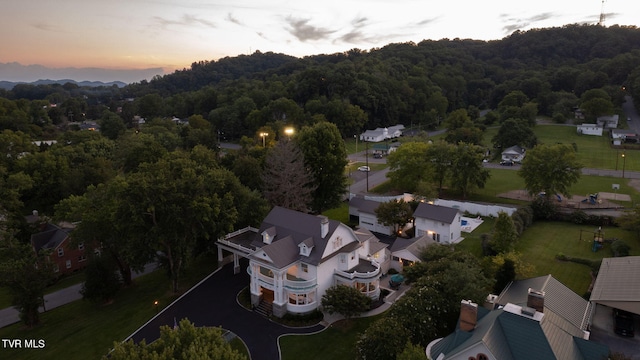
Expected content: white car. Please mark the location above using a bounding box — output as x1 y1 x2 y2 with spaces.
358 166 370 172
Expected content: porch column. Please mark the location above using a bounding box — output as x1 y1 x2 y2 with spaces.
272 270 288 318
217 246 224 267
233 253 240 274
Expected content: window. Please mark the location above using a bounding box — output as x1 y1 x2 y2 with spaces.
78 242 84 250
301 263 308 273
66 260 72 269
57 248 64 257
340 254 346 263
78 255 87 262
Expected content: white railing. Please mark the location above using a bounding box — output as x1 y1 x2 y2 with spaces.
218 239 254 254
335 260 381 280
221 226 258 240
284 278 317 290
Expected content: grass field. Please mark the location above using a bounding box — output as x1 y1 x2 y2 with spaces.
280 314 383 360
484 124 640 171
0 254 219 360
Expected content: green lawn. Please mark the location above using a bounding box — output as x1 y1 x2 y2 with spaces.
0 254 219 360
513 222 640 295
0 272 88 309
485 125 640 171
280 314 383 360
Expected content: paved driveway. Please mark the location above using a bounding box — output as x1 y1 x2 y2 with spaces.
127 259 325 360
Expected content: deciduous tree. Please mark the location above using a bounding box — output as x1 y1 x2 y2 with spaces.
449 143 490 199
107 319 246 360
518 143 582 199
374 199 413 235
296 122 348 213
321 285 371 320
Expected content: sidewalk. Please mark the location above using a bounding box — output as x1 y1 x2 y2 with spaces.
0 263 157 328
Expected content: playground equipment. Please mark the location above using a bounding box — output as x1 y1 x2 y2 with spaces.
592 227 604 252
581 193 599 205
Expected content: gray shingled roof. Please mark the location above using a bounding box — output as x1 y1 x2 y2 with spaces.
413 203 459 224
349 197 380 214
389 234 436 257
31 224 71 253
249 206 344 266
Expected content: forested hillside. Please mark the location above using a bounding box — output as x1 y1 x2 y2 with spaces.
2 23 640 142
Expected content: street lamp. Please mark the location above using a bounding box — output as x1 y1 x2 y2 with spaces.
622 153 626 178
154 300 159 314
260 132 269 147
284 127 294 138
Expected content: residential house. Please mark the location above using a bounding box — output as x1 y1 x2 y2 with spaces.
501 145 526 163
372 141 401 156
597 114 619 129
610 129 639 145
31 223 90 275
427 275 609 360
413 203 462 244
348 197 396 236
216 206 389 318
576 124 603 136
359 124 404 142
388 234 436 272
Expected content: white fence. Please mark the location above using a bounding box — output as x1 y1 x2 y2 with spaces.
434 199 517 217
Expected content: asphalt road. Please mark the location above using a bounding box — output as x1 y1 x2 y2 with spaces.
0 263 157 328
623 95 639 133
127 259 324 360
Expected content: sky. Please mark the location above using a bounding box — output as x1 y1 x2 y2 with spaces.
0 0 636 83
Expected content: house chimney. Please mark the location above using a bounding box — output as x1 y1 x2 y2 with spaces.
459 300 478 332
319 216 329 238
527 288 545 313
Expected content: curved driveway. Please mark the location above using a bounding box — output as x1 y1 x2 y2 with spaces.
127 260 324 360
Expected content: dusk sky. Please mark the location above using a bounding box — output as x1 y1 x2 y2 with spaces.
1 0 637 83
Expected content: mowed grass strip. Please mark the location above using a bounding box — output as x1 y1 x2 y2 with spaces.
0 254 218 360
280 314 383 360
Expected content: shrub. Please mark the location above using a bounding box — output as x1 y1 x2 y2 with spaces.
530 197 558 220
570 210 588 224
611 240 631 257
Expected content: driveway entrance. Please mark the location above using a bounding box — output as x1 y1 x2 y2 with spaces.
127 259 325 360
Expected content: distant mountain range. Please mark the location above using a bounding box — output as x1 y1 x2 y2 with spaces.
0 79 128 90
0 62 164 89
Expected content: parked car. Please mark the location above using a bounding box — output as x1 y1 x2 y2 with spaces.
613 309 635 337
373 153 383 159
358 166 370 172
500 160 514 166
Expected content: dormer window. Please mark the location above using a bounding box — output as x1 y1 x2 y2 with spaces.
299 237 314 256
262 227 276 244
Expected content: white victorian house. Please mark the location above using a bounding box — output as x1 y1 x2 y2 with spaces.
216 207 389 318
413 203 462 244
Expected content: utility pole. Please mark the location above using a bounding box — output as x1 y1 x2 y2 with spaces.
598 0 606 26
366 141 369 191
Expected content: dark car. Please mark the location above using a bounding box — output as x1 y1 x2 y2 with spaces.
613 309 635 337
373 153 383 159
500 160 514 166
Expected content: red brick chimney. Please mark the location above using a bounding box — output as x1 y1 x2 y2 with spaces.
527 288 545 313
459 300 478 332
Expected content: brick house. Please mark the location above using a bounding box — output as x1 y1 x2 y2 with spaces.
31 223 91 275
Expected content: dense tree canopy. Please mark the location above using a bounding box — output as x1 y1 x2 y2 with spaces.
518 143 582 199
296 122 348 213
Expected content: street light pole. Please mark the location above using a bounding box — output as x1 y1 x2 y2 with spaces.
260 132 268 147
622 153 626 178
